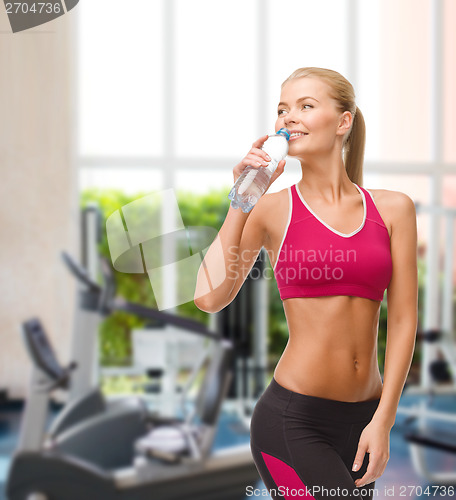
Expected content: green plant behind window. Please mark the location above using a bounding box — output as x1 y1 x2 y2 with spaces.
80 187 424 382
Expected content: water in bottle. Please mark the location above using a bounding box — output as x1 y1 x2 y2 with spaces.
228 128 290 213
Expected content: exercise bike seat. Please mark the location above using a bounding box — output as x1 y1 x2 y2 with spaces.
134 423 202 463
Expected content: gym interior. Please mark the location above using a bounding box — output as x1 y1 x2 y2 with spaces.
2 1 456 499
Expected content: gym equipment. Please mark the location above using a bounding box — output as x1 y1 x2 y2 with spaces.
217 247 269 428
58 249 212 431
79 202 269 428
6 312 258 500
125 325 206 411
401 328 456 484
68 205 103 404
77 203 269 421
398 202 456 483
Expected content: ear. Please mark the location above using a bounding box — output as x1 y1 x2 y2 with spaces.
336 111 353 136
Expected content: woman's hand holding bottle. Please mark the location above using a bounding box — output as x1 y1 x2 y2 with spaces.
229 129 290 213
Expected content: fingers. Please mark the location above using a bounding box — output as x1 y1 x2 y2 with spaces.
274 159 286 174
243 151 270 168
241 136 272 167
233 140 273 182
248 146 271 165
252 134 270 150
351 420 390 489
354 452 389 488
352 443 367 473
353 454 375 488
233 136 285 185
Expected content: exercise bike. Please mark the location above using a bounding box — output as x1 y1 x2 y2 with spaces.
6 255 259 499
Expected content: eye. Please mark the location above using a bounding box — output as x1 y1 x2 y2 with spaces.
302 104 313 110
277 109 287 116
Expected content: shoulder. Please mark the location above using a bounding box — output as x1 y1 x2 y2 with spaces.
367 188 415 213
252 186 290 217
366 188 416 236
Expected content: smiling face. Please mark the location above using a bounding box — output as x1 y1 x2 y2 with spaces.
275 77 352 161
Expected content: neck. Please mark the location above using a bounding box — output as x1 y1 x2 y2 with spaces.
297 152 356 203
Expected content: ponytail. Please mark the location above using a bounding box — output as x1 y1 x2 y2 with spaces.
344 106 365 187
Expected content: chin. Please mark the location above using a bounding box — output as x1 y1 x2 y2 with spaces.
288 150 313 163
288 147 308 159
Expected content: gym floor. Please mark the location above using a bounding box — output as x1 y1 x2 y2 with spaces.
1 394 456 500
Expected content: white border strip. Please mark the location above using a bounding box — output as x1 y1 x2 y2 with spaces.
364 188 378 209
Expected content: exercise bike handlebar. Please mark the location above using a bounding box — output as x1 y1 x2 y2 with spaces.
112 297 222 341
22 318 78 389
62 250 221 342
97 255 220 340
61 251 102 293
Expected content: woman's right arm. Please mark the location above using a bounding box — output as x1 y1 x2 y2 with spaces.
193 135 286 313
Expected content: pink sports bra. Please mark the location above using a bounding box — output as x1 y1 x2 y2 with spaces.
273 183 392 302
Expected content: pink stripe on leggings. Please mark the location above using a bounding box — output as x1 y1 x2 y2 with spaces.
261 452 316 499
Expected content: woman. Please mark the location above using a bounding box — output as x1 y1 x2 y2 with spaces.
194 67 418 500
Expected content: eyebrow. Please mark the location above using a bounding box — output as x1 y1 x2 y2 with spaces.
278 96 320 107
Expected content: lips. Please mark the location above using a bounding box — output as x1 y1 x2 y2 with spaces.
289 131 308 141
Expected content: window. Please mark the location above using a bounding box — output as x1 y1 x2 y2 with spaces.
78 0 456 309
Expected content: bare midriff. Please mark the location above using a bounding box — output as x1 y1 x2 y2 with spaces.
273 294 384 403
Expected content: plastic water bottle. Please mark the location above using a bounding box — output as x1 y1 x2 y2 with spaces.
228 128 290 213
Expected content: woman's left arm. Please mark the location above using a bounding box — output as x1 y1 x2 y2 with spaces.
353 190 418 488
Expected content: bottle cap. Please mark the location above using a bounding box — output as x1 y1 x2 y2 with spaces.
276 128 290 141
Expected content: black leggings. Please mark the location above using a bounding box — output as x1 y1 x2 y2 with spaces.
250 377 381 500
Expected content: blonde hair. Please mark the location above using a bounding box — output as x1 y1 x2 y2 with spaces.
282 67 365 186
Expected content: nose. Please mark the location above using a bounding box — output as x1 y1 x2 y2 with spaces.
284 108 299 126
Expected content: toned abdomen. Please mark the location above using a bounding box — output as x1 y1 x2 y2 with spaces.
274 295 384 402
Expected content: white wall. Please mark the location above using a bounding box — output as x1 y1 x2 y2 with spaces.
0 11 78 397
